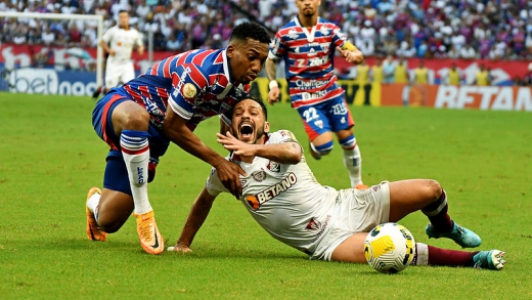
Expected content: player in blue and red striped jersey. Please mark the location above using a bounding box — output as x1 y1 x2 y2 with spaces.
85 22 271 255
265 0 367 190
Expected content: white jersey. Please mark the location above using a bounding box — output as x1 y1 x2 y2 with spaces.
102 26 143 63
206 130 339 255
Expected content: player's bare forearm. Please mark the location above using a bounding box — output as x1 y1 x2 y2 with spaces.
164 109 226 168
137 46 145 56
217 132 301 164
99 40 111 55
177 187 216 247
265 58 278 82
254 142 302 164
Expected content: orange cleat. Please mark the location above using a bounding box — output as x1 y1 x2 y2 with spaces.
86 187 107 242
134 210 164 255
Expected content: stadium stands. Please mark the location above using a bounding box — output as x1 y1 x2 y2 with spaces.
1 0 531 61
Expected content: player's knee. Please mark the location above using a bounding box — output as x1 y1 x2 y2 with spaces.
312 140 334 156
98 219 122 234
425 179 442 200
339 135 357 150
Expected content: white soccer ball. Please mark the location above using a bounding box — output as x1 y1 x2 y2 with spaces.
364 222 416 274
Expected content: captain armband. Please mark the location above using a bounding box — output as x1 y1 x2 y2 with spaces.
341 41 357 51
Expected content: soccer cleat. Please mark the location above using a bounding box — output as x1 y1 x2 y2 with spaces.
425 222 481 248
134 210 164 255
85 187 107 242
355 184 369 190
308 142 321 160
473 250 506 270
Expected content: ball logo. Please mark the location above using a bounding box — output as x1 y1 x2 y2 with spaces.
182 83 197 99
245 195 260 210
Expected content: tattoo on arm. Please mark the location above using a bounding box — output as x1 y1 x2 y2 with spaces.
265 59 278 82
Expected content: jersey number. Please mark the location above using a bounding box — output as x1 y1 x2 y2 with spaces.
303 107 319 123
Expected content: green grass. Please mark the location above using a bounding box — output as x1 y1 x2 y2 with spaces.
1 92 531 299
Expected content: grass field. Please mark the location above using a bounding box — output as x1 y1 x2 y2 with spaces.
1 92 531 299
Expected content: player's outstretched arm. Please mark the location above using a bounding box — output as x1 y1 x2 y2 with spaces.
217 132 302 164
169 187 217 253
164 109 246 197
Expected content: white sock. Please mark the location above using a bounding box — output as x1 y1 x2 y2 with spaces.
121 130 153 215
87 193 101 221
412 243 429 266
343 144 363 187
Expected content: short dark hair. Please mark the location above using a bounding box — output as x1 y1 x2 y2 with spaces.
118 10 129 14
235 92 268 120
229 22 271 45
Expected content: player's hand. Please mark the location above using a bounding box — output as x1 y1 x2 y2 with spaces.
217 132 256 157
110 50 117 56
337 46 363 64
268 86 280 105
214 156 246 198
167 245 192 253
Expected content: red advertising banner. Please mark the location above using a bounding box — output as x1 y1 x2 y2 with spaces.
2 43 530 86
335 57 530 86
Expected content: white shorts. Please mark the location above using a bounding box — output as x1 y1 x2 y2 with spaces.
105 59 135 88
311 181 391 261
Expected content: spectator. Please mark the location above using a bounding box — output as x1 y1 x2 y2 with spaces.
460 44 477 59
382 55 395 83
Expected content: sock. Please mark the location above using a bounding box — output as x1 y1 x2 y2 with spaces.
312 141 333 155
412 243 477 267
120 130 152 215
87 193 101 221
422 189 453 231
339 136 362 187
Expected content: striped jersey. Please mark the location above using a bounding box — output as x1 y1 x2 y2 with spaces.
269 17 348 108
205 130 339 255
111 48 250 131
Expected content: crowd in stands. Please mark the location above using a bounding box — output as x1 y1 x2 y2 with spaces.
1 0 532 61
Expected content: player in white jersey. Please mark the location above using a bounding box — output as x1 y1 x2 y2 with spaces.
266 0 367 190
169 97 505 271
92 10 144 99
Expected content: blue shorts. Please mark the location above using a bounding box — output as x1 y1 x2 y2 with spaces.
296 95 355 141
92 92 170 195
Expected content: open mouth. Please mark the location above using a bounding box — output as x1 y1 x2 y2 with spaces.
239 123 254 140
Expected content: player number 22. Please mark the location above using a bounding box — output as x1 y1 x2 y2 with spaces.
303 107 318 123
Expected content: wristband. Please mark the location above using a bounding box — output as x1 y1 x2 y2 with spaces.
269 80 278 89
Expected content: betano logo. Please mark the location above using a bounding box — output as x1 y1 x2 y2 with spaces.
244 172 297 210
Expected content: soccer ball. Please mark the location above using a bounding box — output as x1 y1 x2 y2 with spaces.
364 222 416 274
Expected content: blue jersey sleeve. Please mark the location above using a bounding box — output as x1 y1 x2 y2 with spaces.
168 63 209 120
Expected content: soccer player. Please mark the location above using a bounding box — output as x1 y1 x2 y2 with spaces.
170 96 506 271
92 10 144 99
265 0 367 189
85 22 271 255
